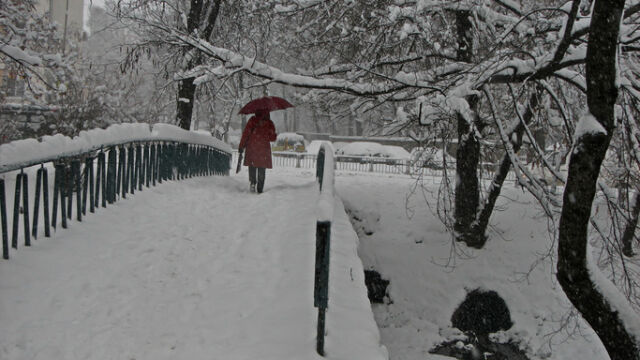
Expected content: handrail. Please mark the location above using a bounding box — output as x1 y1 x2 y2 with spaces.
0 123 231 260
313 142 335 356
0 123 232 174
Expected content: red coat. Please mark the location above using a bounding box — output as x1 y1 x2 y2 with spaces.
239 114 277 168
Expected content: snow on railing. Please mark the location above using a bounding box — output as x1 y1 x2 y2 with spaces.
0 123 232 260
313 142 335 356
0 123 231 173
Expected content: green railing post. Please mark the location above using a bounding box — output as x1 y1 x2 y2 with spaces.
52 165 59 229
59 165 68 229
72 160 81 222
32 166 50 238
145 144 151 187
33 167 42 239
42 168 50 237
127 145 134 195
99 151 107 208
11 173 22 249
314 220 331 356
1 179 8 259
118 146 126 199
151 144 157 186
158 143 164 182
66 165 73 220
136 144 142 191
87 157 95 213
107 147 117 203
21 172 30 246
95 153 103 208
316 148 325 191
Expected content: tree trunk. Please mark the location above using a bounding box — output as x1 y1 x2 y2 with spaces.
622 191 640 256
175 82 197 131
470 89 541 246
175 0 222 130
557 0 640 358
453 9 482 247
177 77 196 130
454 105 481 246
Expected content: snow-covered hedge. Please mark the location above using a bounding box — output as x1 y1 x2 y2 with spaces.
276 132 305 144
0 123 233 173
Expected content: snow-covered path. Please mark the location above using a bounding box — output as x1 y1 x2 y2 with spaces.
0 171 386 360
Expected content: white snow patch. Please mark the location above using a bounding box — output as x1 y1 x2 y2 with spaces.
574 113 607 140
587 242 640 345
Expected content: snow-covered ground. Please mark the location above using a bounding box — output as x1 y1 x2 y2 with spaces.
334 171 610 360
0 169 385 360
0 166 623 360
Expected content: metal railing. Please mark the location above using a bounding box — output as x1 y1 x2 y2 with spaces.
270 151 516 182
313 142 335 356
0 124 231 260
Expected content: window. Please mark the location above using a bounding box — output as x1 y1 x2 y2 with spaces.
2 72 25 98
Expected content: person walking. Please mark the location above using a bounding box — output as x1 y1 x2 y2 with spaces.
238 110 277 193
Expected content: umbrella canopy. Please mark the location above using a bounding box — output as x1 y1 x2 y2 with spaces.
238 96 294 114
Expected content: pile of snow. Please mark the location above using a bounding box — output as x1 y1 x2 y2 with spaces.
336 142 410 160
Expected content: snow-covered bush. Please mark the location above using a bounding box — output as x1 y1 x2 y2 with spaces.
274 132 306 152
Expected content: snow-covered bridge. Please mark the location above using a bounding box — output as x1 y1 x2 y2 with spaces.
0 124 387 360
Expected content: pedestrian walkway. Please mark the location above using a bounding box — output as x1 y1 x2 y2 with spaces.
0 170 386 360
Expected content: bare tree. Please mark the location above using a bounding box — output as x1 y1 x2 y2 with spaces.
557 0 640 359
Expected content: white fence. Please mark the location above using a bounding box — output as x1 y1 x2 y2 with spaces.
233 151 517 181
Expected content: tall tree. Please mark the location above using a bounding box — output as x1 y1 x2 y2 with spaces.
176 0 222 130
557 0 640 359
453 9 482 247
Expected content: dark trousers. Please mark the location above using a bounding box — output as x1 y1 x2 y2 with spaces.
248 166 266 192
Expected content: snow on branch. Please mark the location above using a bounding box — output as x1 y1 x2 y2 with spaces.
171 30 442 97
0 44 43 67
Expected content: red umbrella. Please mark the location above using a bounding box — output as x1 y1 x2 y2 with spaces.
238 96 294 114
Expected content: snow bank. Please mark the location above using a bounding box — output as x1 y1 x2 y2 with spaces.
0 123 232 173
326 194 388 360
335 142 409 159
